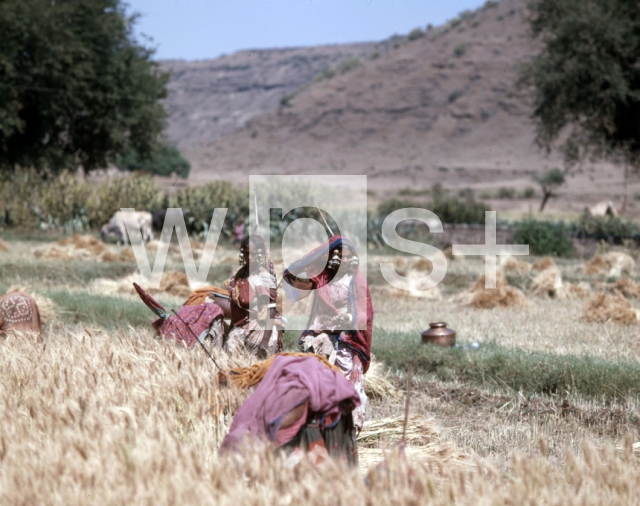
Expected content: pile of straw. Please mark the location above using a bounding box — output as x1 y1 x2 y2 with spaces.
530 266 563 298
33 234 136 263
502 256 531 274
0 238 9 252
611 278 640 298
357 416 469 471
532 257 556 271
460 272 526 309
581 293 638 325
363 361 402 400
583 252 635 277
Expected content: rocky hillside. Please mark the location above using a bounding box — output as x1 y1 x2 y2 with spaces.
161 0 627 208
160 42 394 150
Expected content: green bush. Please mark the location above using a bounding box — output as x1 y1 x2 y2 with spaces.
572 212 640 240
454 43 468 57
513 218 574 257
520 187 536 199
376 194 489 225
175 181 248 239
115 143 190 179
0 168 43 227
408 28 424 41
497 187 516 199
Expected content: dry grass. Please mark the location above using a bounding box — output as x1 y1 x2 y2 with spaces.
363 360 402 400
32 234 138 263
582 292 638 325
0 238 9 252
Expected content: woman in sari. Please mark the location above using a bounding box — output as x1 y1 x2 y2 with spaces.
226 235 284 358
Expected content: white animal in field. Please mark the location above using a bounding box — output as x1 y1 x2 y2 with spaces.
100 211 153 245
587 200 618 217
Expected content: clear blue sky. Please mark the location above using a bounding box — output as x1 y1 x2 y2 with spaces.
127 0 488 61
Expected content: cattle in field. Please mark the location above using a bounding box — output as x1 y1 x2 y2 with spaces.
587 200 619 217
100 211 153 245
152 208 197 235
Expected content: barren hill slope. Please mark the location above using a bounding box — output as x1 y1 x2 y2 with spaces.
171 0 628 208
160 42 390 150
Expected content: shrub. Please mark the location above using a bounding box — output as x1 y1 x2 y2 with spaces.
429 195 490 224
115 143 190 179
454 43 468 57
175 181 248 239
572 212 640 241
448 88 465 103
512 218 574 257
338 57 361 74
497 187 516 199
520 187 536 199
0 167 43 227
408 28 424 41
38 171 92 231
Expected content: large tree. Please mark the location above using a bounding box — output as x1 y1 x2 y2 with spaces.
0 0 169 174
520 0 640 197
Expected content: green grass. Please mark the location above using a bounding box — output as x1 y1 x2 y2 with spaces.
374 329 640 404
44 290 178 328
0 261 135 288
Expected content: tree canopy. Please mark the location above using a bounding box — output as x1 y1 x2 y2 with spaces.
520 0 640 169
115 142 190 179
0 0 169 174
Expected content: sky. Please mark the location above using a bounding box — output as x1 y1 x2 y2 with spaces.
126 0 488 61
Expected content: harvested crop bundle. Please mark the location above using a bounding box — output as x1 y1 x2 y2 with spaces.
612 278 640 298
583 252 635 277
0 238 9 252
470 286 526 309
532 257 556 271
530 267 562 297
581 293 637 325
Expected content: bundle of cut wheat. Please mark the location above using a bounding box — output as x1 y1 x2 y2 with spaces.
611 278 640 298
581 292 638 325
363 361 402 400
0 238 9 252
532 257 556 271
583 252 635 277
530 266 562 298
501 256 531 274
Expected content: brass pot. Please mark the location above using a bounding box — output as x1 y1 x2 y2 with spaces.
421 322 456 347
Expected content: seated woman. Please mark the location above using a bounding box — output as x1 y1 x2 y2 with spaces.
225 235 284 358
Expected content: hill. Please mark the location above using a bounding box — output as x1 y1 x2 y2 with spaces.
160 0 631 213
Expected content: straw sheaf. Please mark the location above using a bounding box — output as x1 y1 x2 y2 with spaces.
530 267 562 298
581 292 638 325
0 238 9 252
501 256 531 274
363 361 402 400
32 234 137 263
532 257 556 271
459 272 527 309
611 278 640 299
583 252 635 277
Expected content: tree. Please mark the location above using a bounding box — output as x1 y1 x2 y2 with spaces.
0 0 169 174
519 0 640 206
115 142 190 179
534 168 565 212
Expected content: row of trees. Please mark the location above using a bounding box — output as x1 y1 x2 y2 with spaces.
0 0 188 177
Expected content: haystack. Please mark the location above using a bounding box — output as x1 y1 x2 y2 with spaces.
0 238 9 252
7 285 57 326
611 278 640 298
583 252 635 277
530 267 562 298
470 286 526 309
581 293 638 325
156 271 193 298
34 234 108 261
411 258 432 272
452 271 525 308
501 256 531 275
532 257 556 271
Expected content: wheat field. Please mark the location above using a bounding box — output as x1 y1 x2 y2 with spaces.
1 238 640 503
